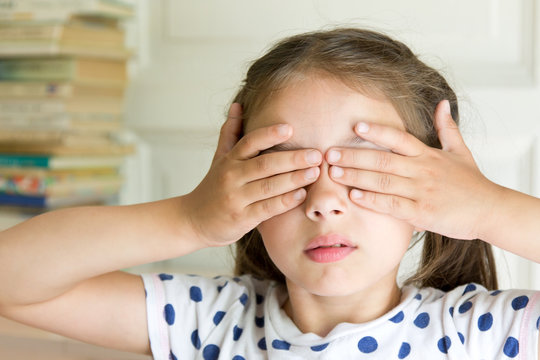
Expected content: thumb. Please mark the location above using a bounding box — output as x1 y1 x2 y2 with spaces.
214 103 243 160
434 100 467 153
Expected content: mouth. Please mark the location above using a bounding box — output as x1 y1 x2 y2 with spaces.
304 234 356 263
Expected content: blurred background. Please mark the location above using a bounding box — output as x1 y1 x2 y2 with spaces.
0 0 538 358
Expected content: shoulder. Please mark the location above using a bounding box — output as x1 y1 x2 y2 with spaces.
141 273 275 309
405 284 540 359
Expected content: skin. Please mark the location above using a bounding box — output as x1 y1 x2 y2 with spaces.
245 74 413 336
0 74 538 355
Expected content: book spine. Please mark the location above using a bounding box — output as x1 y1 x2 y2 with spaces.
0 59 72 81
0 155 49 168
0 193 46 207
0 25 59 40
0 82 73 97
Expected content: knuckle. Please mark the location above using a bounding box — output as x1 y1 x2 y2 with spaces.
375 152 392 171
260 178 274 195
377 174 392 191
261 199 274 216
255 156 271 172
388 195 401 212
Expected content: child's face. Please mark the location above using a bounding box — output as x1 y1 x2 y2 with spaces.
246 74 414 298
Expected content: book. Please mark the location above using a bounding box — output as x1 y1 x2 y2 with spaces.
0 81 125 98
0 141 134 155
0 0 135 22
0 57 127 85
0 154 125 169
0 172 122 197
0 97 124 114
0 192 118 209
0 130 116 144
0 20 125 46
0 113 122 133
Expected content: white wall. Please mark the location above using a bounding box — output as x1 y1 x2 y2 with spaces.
123 0 540 288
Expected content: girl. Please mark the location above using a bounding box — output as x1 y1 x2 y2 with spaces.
1 28 540 359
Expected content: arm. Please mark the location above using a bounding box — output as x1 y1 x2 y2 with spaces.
325 100 540 262
0 103 321 354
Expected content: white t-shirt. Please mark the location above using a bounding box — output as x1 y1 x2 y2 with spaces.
141 273 540 359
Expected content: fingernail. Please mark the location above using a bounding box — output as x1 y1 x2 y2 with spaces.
356 122 369 133
442 100 451 116
277 124 291 137
304 167 319 180
330 166 343 178
305 150 322 165
327 149 341 163
351 189 363 199
294 188 306 201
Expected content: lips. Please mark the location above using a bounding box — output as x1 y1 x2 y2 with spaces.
304 234 356 263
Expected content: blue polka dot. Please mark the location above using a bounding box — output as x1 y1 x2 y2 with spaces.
169 351 177 360
217 281 228 292
311 343 329 352
458 301 473 314
437 336 451 354
462 283 476 295
389 311 404 323
413 312 430 329
256 294 264 304
202 344 220 360
458 332 465 344
239 293 248 306
164 304 175 325
414 293 422 300
213 311 226 325
258 337 267 350
233 277 241 282
357 336 378 353
491 290 502 296
536 316 540 330
511 295 529 310
477 312 493 331
398 342 411 359
255 316 264 328
233 325 243 341
449 307 454 317
159 273 173 281
232 356 245 360
190 286 203 302
503 337 519 357
272 339 291 350
191 329 201 349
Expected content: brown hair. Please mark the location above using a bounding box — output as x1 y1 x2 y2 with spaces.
232 28 498 291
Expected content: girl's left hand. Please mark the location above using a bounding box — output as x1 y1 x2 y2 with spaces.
326 100 505 240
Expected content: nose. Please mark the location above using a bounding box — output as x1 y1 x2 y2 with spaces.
304 162 348 221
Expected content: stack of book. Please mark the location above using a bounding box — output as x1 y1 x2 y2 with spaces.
0 0 135 214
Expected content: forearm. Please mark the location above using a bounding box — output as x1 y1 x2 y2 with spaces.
0 196 204 306
480 185 540 263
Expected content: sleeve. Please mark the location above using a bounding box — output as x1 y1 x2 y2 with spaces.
445 284 540 360
140 273 254 360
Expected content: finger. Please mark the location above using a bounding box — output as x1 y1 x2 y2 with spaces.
434 100 469 154
248 188 307 223
329 166 416 199
349 189 417 221
242 149 322 181
215 103 244 159
244 166 320 203
231 123 292 160
326 147 415 178
354 122 425 157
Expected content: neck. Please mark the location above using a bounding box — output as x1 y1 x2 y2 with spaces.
282 279 402 337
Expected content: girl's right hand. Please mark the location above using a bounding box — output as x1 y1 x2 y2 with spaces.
182 103 322 247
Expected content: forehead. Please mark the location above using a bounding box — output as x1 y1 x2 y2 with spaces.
245 76 405 149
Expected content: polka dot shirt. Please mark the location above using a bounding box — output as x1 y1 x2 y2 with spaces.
141 274 540 359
